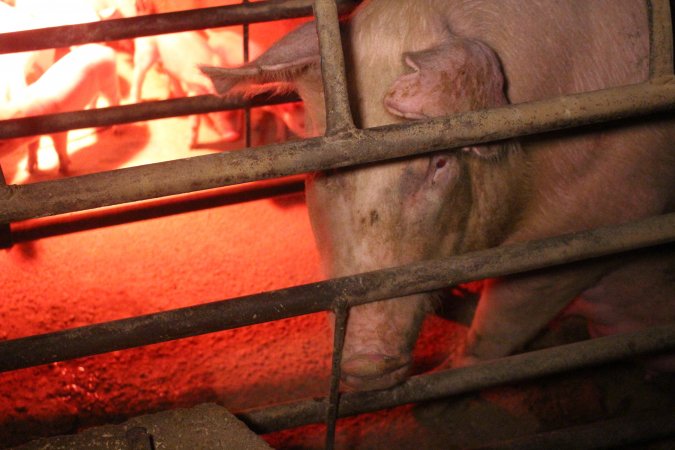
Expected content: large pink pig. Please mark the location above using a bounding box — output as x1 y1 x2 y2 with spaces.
202 0 675 390
0 44 119 174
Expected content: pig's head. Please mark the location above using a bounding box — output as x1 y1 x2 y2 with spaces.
202 22 520 390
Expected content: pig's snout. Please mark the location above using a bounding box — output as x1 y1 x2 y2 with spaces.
336 295 430 391
341 353 412 391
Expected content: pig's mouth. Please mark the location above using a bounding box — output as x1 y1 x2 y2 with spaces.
340 354 412 391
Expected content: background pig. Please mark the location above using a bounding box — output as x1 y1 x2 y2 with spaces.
0 44 119 174
130 31 242 147
203 0 675 391
0 2 55 102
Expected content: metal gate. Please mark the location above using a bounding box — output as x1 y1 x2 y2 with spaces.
1 0 674 448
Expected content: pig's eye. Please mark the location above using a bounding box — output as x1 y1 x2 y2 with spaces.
428 154 454 186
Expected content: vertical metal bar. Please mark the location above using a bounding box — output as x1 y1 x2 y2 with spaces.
243 0 252 147
0 165 12 248
313 0 356 135
325 299 348 450
648 0 674 78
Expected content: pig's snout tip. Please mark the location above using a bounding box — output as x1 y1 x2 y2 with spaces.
341 354 411 391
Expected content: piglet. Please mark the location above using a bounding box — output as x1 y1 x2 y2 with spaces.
0 44 119 174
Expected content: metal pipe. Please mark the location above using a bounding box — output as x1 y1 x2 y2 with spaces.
0 93 301 140
0 166 11 248
470 410 675 450
2 80 674 223
9 176 305 244
0 212 672 373
0 0 360 55
649 0 674 78
325 300 349 450
313 0 356 134
243 0 253 149
237 323 675 433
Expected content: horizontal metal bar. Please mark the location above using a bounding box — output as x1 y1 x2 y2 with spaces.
0 93 301 140
2 80 674 223
471 410 675 450
0 211 672 373
10 176 305 244
0 0 360 55
314 0 356 134
237 323 675 433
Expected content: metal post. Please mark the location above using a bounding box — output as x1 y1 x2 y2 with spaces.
243 0 252 148
325 299 348 450
313 0 356 134
0 165 11 248
648 0 674 78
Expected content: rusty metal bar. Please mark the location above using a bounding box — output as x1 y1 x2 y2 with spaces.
0 0 360 55
10 176 305 244
470 410 675 450
325 300 348 450
238 323 675 433
649 0 674 78
0 93 301 140
0 211 672 373
313 0 356 134
2 80 674 224
243 0 253 149
0 165 11 248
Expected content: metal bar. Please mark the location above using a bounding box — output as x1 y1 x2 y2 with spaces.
0 165 11 249
243 0 252 149
649 0 675 78
470 410 675 450
0 0 360 55
0 93 301 140
10 176 305 244
325 300 348 450
2 80 674 224
313 0 356 134
237 323 675 433
0 211 672 373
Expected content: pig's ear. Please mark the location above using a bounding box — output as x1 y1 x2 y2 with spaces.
200 21 320 97
384 37 511 159
384 37 507 119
